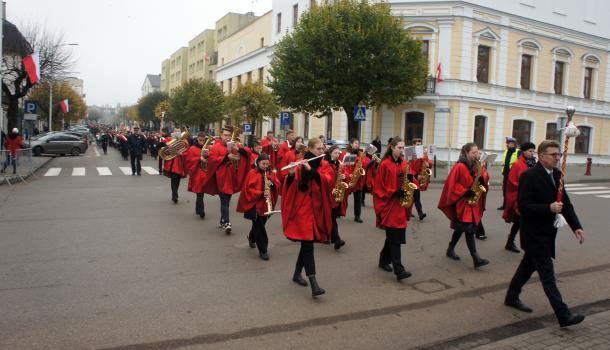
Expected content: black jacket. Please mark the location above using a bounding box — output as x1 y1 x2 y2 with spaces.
127 134 147 156
518 162 582 258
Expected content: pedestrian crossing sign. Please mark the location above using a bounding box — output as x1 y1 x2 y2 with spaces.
353 106 366 122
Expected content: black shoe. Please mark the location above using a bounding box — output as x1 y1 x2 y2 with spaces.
476 234 488 241
292 272 308 287
259 252 269 261
172 197 178 204
505 242 520 253
334 240 345 250
137 173 141 176
378 264 393 272
247 235 255 248
419 213 427 221
132 173 136 176
497 206 504 210
504 297 533 313
473 257 490 268
308 275 325 297
559 314 585 328
354 217 363 223
199 212 206 219
396 270 412 281
446 244 460 261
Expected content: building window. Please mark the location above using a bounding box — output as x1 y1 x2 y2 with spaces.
545 123 559 141
583 67 593 99
293 4 299 27
473 115 486 149
220 81 224 92
325 113 332 140
421 40 429 61
477 46 490 83
521 54 532 90
575 126 591 154
404 112 424 144
237 75 242 86
258 67 264 82
228 78 232 95
554 61 564 94
247 71 252 82
277 13 282 33
303 113 309 138
260 37 265 48
512 120 532 145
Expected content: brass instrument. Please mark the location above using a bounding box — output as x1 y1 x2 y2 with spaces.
365 144 381 164
467 160 487 206
159 130 192 160
333 161 349 203
419 159 432 189
372 153 382 164
271 140 279 152
400 156 418 208
199 135 215 171
348 152 366 188
226 126 243 170
263 171 280 215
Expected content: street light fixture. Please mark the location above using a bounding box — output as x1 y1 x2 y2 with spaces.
48 43 78 131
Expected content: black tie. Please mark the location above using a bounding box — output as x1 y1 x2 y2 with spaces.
549 171 556 187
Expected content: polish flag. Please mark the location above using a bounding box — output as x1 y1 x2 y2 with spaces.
23 52 41 84
204 52 210 63
59 99 70 113
436 62 444 83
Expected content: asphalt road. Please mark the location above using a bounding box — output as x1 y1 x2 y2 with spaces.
1 145 608 350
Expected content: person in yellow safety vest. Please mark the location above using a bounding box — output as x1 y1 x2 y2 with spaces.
498 136 519 210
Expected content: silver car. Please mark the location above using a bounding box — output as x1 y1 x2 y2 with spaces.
31 133 87 156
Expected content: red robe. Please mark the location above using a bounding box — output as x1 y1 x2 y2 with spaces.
276 141 292 168
372 157 410 229
277 148 303 192
236 169 280 216
502 157 529 223
162 137 187 177
328 160 348 216
281 159 334 242
202 141 250 195
261 136 279 170
365 157 379 192
410 157 433 191
437 162 482 227
339 150 371 193
183 145 208 193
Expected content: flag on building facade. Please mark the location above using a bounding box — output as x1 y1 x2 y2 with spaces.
204 52 210 63
59 99 70 113
436 62 444 83
23 52 41 84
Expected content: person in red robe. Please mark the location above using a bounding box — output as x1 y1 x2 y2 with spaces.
236 153 280 260
261 131 279 170
409 138 433 221
325 145 347 250
281 138 334 298
277 136 305 190
201 127 250 234
474 152 491 240
163 128 188 204
372 137 413 282
183 132 211 218
340 138 370 223
276 129 295 169
438 142 490 269
502 142 536 253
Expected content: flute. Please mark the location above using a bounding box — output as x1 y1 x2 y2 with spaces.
280 154 325 171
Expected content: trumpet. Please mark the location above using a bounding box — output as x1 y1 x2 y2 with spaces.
280 154 325 171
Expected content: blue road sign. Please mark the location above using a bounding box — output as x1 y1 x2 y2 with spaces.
353 106 366 122
24 101 38 114
243 123 252 135
280 111 292 126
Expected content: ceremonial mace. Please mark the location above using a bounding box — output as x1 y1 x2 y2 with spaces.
554 105 580 228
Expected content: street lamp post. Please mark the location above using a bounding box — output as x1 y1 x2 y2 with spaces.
47 43 78 131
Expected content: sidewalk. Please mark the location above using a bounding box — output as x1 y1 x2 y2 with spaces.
470 309 610 350
0 155 53 186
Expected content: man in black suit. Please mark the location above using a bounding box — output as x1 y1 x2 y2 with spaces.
504 140 586 327
127 127 147 176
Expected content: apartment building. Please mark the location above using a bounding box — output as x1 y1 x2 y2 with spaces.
167 47 188 92
187 29 217 81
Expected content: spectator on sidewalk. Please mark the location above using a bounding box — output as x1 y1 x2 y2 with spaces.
2 128 24 175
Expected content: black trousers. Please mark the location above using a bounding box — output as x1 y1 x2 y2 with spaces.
295 241 316 276
250 216 268 254
169 173 181 200
353 191 362 218
158 157 164 173
195 193 205 215
219 193 232 224
507 252 570 321
379 228 406 275
361 190 366 205
130 153 142 174
101 143 108 154
413 189 423 217
331 207 343 244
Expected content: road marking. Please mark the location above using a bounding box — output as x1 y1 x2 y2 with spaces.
569 186 608 192
571 190 610 195
119 167 133 175
564 184 587 188
96 167 112 176
44 168 62 176
142 166 158 175
72 167 86 176
93 147 100 157
597 195 610 199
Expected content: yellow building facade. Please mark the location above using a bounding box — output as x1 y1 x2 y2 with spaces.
187 29 217 81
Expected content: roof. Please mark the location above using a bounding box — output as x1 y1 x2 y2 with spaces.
146 74 161 88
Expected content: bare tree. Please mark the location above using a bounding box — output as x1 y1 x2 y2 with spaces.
2 22 76 130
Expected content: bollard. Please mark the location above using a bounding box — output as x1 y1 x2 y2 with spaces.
585 157 592 176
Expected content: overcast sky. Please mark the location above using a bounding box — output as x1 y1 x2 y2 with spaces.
7 0 272 107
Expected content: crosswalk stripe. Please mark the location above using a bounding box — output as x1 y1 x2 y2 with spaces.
597 195 610 199
564 184 587 187
96 167 112 176
568 187 608 192
142 166 158 175
44 168 62 176
571 190 610 195
119 167 133 175
72 167 86 176
93 147 100 157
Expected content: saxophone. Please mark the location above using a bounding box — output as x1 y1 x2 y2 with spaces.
263 171 280 215
400 157 418 208
349 152 366 188
419 159 432 189
227 126 243 171
200 136 214 171
333 161 349 203
467 160 487 206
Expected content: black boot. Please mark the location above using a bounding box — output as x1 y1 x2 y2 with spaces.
446 230 462 261
292 267 308 287
465 232 489 268
308 275 325 297
505 226 520 253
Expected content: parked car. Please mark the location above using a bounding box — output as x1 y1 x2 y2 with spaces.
31 133 87 156
325 139 349 149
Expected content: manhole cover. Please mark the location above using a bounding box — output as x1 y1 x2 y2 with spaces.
411 278 452 294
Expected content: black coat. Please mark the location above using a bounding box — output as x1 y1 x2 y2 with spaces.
518 162 582 258
127 134 147 156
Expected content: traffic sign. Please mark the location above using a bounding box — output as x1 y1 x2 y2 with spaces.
24 101 38 114
280 111 292 126
243 123 252 135
353 106 366 122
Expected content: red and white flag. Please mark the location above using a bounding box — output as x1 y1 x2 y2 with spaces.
23 52 41 84
436 62 444 83
204 52 210 63
59 99 70 113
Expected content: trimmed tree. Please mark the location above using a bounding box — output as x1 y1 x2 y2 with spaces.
137 91 169 129
268 0 428 140
169 78 225 130
226 80 280 138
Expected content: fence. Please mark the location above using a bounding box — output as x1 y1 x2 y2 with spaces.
0 148 35 185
